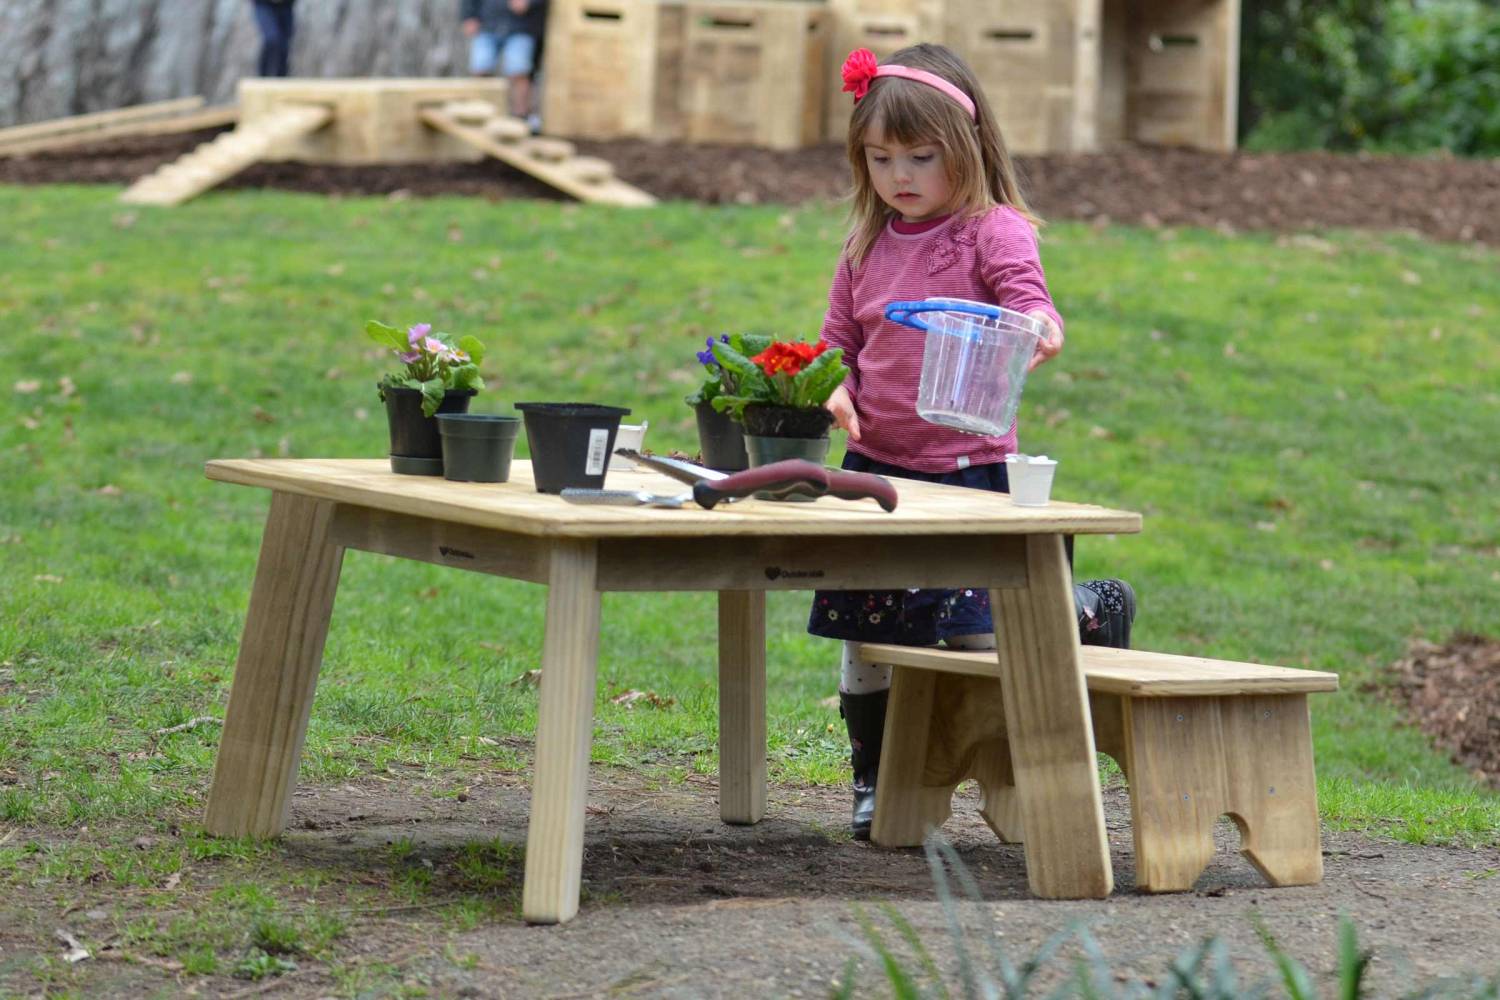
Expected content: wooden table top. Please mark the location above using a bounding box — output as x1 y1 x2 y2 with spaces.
206 458 1143 540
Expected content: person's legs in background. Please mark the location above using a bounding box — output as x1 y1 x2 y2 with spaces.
469 30 499 77
251 1 295 77
838 641 891 841
499 32 539 129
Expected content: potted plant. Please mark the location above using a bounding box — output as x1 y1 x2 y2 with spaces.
685 333 751 472
708 334 848 475
366 320 486 475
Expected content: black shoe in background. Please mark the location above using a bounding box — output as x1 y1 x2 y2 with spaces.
1074 578 1136 649
839 688 888 840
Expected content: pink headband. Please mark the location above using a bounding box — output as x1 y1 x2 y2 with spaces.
840 48 977 121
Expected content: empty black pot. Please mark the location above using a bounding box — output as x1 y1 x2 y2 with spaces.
515 402 632 493
437 413 522 483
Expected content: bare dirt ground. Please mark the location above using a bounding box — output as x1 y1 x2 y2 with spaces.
3 135 1499 997
3 765 1499 998
1 129 1497 246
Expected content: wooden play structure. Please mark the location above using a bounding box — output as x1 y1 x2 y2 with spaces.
119 79 652 207
544 0 1240 153
0 79 651 208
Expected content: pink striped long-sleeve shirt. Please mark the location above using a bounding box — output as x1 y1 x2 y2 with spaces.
820 204 1063 473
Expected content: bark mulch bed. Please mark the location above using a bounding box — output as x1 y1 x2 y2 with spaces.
1388 634 1500 788
2 128 1497 246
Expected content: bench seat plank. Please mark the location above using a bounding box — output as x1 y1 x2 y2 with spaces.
858 643 1339 697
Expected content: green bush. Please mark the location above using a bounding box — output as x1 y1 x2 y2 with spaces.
1240 0 1500 156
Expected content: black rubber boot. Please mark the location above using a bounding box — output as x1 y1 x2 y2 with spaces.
839 688 888 841
1074 578 1137 649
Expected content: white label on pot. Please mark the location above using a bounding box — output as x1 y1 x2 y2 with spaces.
585 429 610 476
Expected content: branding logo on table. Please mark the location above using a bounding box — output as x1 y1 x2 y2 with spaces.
439 545 476 560
764 566 824 580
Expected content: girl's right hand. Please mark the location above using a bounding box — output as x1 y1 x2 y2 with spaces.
826 384 861 442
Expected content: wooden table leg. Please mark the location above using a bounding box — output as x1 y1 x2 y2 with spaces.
717 590 766 825
205 492 344 838
990 533 1113 898
522 539 601 924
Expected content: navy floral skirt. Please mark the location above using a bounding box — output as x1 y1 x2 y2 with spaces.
807 452 1013 646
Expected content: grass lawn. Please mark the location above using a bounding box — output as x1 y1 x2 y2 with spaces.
1 183 1497 982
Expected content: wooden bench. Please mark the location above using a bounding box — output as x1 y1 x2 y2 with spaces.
855 642 1340 892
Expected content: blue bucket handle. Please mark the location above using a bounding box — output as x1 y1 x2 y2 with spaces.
885 299 1005 332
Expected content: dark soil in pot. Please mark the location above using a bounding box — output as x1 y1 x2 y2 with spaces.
741 404 835 439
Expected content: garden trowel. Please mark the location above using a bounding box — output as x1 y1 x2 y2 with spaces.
616 450 900 512
560 458 829 510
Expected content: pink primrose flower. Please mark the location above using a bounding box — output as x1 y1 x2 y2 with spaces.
407 323 432 347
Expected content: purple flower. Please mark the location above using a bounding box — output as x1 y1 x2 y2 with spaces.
407 323 432 347
696 334 730 367
399 350 421 364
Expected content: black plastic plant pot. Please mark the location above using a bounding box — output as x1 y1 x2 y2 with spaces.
693 400 749 472
437 414 522 483
515 402 632 493
382 385 477 476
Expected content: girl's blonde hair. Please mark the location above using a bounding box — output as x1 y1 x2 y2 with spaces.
844 43 1039 267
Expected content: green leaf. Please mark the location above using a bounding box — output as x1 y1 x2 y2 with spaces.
1254 912 1316 1000
449 364 484 393
1336 915 1371 1000
419 379 445 418
365 320 407 352
789 348 846 407
457 334 485 365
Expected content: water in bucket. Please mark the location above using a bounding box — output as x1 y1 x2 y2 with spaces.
886 298 1045 436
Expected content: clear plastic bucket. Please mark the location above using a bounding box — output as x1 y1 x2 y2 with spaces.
886 298 1044 436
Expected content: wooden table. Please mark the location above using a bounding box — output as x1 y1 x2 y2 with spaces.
203 458 1142 923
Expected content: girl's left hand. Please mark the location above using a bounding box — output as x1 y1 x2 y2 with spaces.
1026 311 1063 372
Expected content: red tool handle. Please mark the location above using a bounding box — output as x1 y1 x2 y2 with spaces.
692 460 829 509
824 469 899 512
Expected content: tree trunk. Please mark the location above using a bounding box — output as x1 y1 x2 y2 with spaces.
0 0 469 128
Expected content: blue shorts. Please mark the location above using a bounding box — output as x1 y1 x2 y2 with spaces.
470 31 536 77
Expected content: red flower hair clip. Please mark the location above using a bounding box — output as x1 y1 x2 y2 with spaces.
841 48 879 101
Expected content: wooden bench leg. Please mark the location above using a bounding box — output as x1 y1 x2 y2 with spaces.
718 590 766 825
873 667 1021 846
1121 697 1223 892
1221 694 1323 887
992 534 1113 898
522 540 601 925
205 492 344 838
1123 693 1323 892
871 667 954 846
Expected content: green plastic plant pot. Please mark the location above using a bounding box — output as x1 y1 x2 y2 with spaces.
437 413 522 483
744 433 831 502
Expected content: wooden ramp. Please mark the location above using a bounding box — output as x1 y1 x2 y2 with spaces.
420 101 654 207
120 104 332 206
0 98 239 157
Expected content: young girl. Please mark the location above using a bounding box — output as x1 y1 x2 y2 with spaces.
811 43 1136 839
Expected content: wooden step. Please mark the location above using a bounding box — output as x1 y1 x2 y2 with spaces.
119 103 332 206
483 117 529 143
417 106 653 207
566 156 615 184
521 137 577 163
